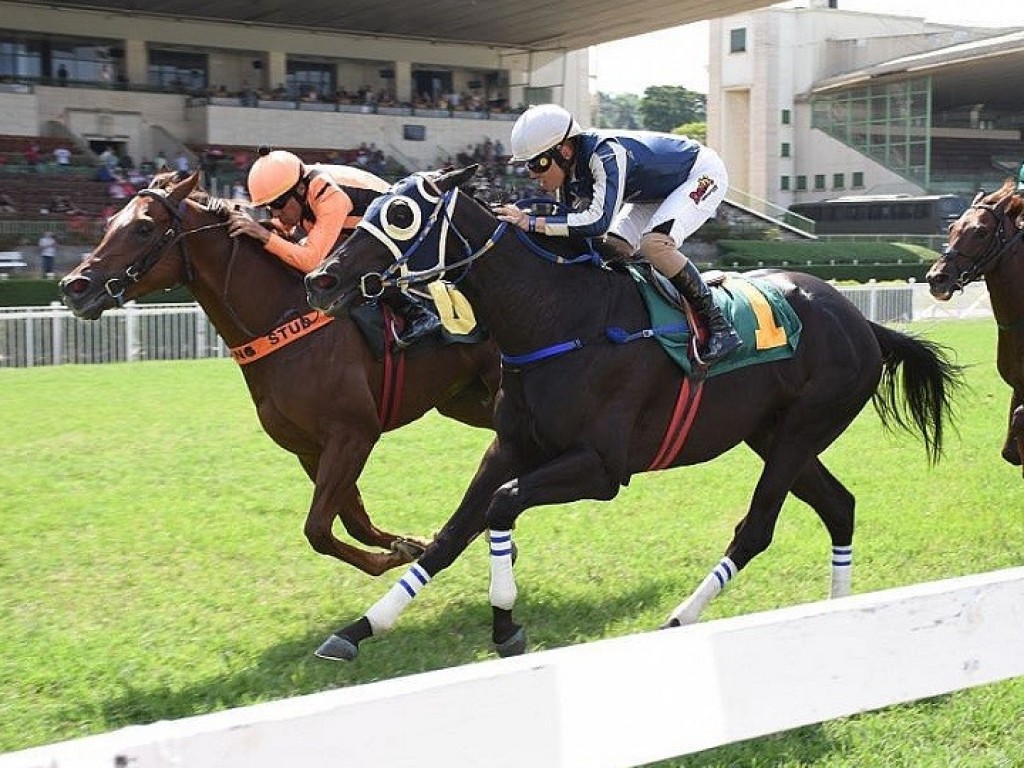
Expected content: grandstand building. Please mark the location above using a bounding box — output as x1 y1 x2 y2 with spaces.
708 0 1024 210
0 0 594 174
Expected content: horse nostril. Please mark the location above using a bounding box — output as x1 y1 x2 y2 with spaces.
310 273 337 291
61 277 90 296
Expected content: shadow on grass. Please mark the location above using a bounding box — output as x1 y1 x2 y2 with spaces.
72 578 676 734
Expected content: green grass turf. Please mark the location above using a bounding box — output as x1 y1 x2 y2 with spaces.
0 319 1020 765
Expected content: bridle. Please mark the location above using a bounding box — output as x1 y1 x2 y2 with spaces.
941 199 1024 292
353 177 504 300
102 187 230 305
352 175 601 301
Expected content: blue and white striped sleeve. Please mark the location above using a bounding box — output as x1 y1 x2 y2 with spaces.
545 141 628 239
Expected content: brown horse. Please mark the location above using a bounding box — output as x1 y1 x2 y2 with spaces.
304 166 962 661
59 171 501 576
925 179 1024 474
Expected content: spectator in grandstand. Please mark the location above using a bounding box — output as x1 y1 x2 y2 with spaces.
0 191 16 213
47 194 86 216
227 147 439 347
38 230 57 278
57 64 68 86
175 152 191 174
23 142 42 169
53 145 72 169
153 150 169 172
230 180 248 200
495 103 740 363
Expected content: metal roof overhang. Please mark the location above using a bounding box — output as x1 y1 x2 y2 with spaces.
10 0 772 50
807 30 1024 113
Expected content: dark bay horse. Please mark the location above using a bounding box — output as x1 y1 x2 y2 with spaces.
925 179 1024 474
59 171 501 576
305 166 961 661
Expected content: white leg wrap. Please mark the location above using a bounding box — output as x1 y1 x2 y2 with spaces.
488 529 517 610
365 563 430 634
668 557 737 626
830 544 853 598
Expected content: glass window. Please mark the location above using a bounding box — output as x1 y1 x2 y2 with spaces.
288 59 334 100
148 48 207 92
852 171 864 188
780 176 790 191
833 173 845 190
781 109 791 125
795 175 807 191
814 174 826 190
730 28 747 54
781 142 790 158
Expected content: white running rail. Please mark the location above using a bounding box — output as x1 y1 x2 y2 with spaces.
1 567 1021 768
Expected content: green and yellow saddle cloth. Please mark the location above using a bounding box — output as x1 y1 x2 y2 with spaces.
618 265 802 376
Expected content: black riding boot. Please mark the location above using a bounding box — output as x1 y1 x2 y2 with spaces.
669 261 742 363
393 294 441 348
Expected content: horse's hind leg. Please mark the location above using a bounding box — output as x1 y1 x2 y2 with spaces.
665 413 855 627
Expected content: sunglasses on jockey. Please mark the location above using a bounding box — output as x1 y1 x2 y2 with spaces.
526 151 559 174
267 187 298 211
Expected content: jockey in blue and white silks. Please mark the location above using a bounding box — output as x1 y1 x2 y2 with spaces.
496 103 741 364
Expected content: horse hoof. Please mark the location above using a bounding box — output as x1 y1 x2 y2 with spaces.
314 633 359 661
659 618 681 630
392 538 427 560
494 626 527 657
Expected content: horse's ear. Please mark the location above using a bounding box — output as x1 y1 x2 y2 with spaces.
971 189 986 205
169 171 201 202
434 164 479 193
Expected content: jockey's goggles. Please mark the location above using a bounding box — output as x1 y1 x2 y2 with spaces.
267 187 296 210
525 151 557 174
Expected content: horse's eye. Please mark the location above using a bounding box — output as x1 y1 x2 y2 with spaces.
380 196 421 241
135 220 155 238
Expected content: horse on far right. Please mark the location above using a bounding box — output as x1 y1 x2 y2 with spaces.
926 180 1024 475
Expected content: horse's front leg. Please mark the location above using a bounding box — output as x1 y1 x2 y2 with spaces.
315 437 522 661
484 445 620 657
1000 391 1023 469
301 449 422 578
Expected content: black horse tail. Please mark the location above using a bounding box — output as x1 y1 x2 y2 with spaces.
869 322 964 465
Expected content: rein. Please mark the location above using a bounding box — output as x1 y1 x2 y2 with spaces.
355 180 605 366
103 188 229 305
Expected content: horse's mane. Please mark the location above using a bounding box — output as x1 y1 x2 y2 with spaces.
147 171 235 220
982 179 1024 222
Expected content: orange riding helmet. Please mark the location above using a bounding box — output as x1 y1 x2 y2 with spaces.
247 147 304 206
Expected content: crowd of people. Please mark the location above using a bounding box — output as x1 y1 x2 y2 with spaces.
203 82 523 116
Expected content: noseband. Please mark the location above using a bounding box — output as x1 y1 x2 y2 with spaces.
102 188 227 305
942 201 1024 291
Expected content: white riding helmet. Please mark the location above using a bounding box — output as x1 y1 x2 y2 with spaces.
510 104 582 161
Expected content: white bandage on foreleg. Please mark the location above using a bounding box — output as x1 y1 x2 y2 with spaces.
667 556 736 626
365 563 431 634
830 544 853 598
637 232 686 278
488 529 517 610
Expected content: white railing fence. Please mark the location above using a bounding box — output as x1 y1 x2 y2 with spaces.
0 302 228 367
0 283 994 369
1 567 1021 768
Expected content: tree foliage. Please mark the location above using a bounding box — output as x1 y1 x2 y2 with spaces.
595 92 642 129
595 86 706 133
639 85 706 132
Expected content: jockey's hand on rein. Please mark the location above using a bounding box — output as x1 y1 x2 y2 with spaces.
228 209 271 244
494 204 529 230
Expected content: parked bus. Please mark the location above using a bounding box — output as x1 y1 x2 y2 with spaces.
788 194 967 236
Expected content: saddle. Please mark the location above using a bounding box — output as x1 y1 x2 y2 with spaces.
351 299 487 360
622 263 803 378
